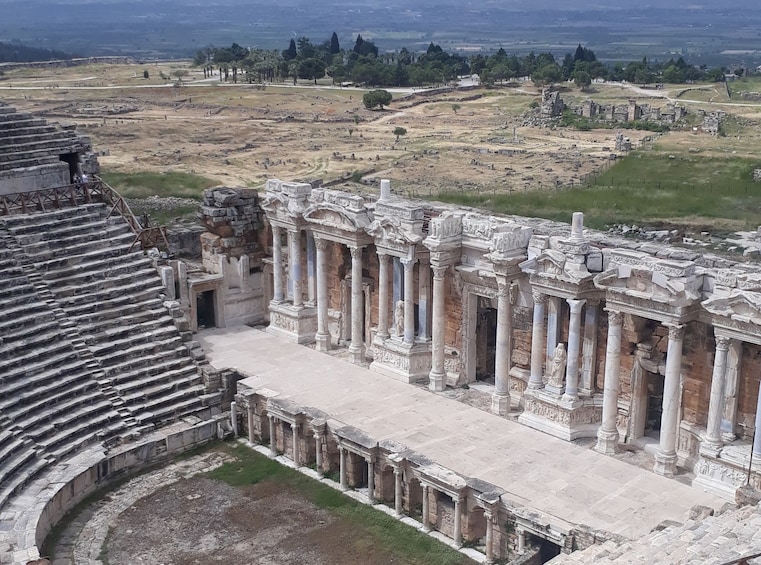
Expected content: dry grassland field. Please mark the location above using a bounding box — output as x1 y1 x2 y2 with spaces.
3 62 761 230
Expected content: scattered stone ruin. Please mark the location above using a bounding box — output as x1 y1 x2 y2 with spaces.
701 111 725 135
753 169 761 182
540 88 566 118
614 133 631 152
578 98 686 125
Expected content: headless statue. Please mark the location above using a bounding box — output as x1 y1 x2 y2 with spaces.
547 343 567 388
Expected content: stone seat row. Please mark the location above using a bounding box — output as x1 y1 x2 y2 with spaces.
0 146 78 166
0 131 79 151
0 116 46 130
17 222 131 258
0 123 59 139
3 204 108 235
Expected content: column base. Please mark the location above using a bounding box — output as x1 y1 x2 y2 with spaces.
653 451 678 478
527 380 545 390
429 371 446 392
267 302 317 344
518 388 602 441
315 331 331 352
491 392 511 416
349 344 366 365
595 429 620 455
369 336 432 383
699 440 723 459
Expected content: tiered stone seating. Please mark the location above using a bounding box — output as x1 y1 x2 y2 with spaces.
0 232 123 508
3 204 208 431
0 104 84 172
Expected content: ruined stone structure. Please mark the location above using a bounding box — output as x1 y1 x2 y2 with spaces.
0 104 225 565
578 98 686 125
540 88 566 118
701 111 725 135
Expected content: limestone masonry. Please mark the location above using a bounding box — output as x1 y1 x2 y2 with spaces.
2 100 761 564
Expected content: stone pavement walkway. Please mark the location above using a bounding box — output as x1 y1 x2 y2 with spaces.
198 325 724 540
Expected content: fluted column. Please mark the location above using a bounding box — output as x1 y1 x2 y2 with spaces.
314 238 330 351
596 310 623 455
704 335 730 452
272 225 284 303
402 258 416 344
421 484 430 531
722 340 742 442
429 265 448 392
247 402 255 443
348 245 365 364
529 291 547 389
418 259 430 341
562 298 586 401
289 229 303 307
377 252 390 339
492 278 512 415
306 232 316 305
654 323 684 477
546 296 562 369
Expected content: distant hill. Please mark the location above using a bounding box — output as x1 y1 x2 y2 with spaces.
0 42 73 63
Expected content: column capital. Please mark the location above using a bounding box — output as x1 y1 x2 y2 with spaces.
314 236 329 251
400 256 415 267
432 265 448 280
496 278 510 298
348 244 363 259
586 297 601 307
715 335 731 351
567 298 586 313
376 250 389 259
288 227 300 236
667 323 685 341
532 289 547 306
509 282 519 305
605 308 622 325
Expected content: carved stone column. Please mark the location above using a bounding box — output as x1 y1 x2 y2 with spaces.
654 323 684 478
288 229 303 307
704 335 731 452
272 225 284 303
529 290 547 389
306 232 316 305
429 265 448 392
268 414 276 456
722 340 742 442
562 298 586 401
492 278 512 415
314 430 323 471
247 402 255 443
453 495 463 547
753 387 761 459
421 484 430 531
291 422 300 466
230 402 238 437
580 299 599 396
339 447 348 490
348 245 365 364
546 296 562 369
366 456 375 503
596 310 623 455
418 259 430 341
484 507 495 564
402 257 416 344
377 252 390 339
394 467 403 516
314 237 330 351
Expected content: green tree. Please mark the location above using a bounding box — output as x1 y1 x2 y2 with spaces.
573 70 591 91
298 58 326 84
283 39 297 61
329 32 340 55
363 89 392 110
143 69 149 79
393 126 407 142
452 104 461 114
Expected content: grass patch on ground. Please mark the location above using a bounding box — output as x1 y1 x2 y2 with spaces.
435 152 761 230
100 171 217 200
209 442 471 565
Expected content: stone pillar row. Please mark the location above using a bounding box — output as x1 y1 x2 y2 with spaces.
563 298 586 401
314 237 330 352
348 245 365 364
529 291 547 389
491 278 512 415
596 310 623 454
402 257 415 345
704 335 731 452
271 225 284 303
429 265 448 392
654 324 684 478
377 253 390 339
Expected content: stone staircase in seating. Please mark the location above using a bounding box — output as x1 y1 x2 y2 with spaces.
0 203 216 510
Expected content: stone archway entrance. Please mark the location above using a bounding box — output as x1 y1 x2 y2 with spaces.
629 343 667 443
475 296 497 382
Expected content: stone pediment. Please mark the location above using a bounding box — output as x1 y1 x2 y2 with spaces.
302 202 369 233
521 248 593 286
703 291 761 325
261 179 312 219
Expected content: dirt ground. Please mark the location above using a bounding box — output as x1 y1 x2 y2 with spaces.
1 63 655 196
104 476 412 565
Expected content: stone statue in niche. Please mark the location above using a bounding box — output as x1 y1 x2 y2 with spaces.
394 300 405 337
547 343 567 388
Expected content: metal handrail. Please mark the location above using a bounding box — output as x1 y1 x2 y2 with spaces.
0 178 171 252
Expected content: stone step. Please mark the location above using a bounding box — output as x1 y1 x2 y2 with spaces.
0 133 79 153
0 123 58 139
0 308 55 335
82 314 175 346
104 349 193 382
16 220 130 251
0 328 68 359
0 129 74 148
25 232 135 263
94 335 184 368
78 306 169 338
2 203 106 233
0 117 46 130
137 388 206 425
69 296 163 326
33 243 135 273
53 267 158 300
0 457 48 511
89 325 179 357
0 339 73 373
56 279 165 309
65 288 164 319
42 250 148 283
117 365 200 398
1 364 96 406
2 373 97 421
0 349 80 389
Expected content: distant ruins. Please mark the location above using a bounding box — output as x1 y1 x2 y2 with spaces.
3 100 761 564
